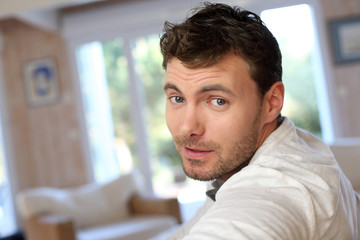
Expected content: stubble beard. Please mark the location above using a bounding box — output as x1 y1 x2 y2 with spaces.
173 114 261 181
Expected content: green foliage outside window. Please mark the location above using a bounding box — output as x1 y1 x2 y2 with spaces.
280 43 322 138
102 39 139 166
131 36 182 174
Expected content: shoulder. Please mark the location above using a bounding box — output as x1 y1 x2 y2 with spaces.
185 172 314 239
250 117 339 190
182 118 349 239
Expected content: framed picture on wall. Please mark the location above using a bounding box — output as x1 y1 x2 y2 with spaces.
329 16 360 64
23 57 60 106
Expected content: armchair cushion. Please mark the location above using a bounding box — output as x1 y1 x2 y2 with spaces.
77 216 177 240
17 173 141 228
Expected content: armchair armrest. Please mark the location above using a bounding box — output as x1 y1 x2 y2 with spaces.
24 214 76 240
129 194 182 224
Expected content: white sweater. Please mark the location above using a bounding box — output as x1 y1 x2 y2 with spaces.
168 118 359 240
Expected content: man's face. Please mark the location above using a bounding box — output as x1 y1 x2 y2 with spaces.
164 54 266 181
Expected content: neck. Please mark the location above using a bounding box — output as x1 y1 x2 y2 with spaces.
217 157 252 182
256 117 282 149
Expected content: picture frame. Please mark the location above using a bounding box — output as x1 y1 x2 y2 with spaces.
23 58 60 106
329 16 360 64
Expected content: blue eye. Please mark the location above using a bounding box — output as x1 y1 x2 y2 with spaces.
170 96 184 103
211 98 227 106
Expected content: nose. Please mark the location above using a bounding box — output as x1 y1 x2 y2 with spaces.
179 105 205 137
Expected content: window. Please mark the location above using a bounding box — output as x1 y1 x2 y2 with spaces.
261 3 332 139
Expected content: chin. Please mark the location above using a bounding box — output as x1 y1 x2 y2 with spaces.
180 156 218 181
183 166 216 181
185 173 215 181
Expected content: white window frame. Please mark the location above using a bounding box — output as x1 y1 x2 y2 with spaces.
62 0 336 190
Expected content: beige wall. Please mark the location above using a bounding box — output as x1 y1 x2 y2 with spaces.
0 19 88 193
320 0 360 137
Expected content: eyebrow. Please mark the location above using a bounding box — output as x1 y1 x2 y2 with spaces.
164 83 234 96
199 84 233 95
164 83 182 94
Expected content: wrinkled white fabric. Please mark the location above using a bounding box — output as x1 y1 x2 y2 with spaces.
168 118 359 240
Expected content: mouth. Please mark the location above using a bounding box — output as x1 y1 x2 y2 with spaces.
184 147 213 159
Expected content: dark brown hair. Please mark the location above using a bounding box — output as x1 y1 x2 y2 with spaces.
160 2 282 97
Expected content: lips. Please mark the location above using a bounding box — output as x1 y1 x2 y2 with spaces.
184 147 213 159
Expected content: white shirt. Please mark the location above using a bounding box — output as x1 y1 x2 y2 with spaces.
168 117 359 240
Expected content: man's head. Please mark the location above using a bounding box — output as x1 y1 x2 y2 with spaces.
161 3 284 182
160 2 282 97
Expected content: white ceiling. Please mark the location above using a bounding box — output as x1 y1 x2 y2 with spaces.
0 0 102 30
0 0 298 32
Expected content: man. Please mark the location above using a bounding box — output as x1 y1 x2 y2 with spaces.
161 2 359 239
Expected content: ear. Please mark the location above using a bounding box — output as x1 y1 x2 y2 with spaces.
262 81 284 123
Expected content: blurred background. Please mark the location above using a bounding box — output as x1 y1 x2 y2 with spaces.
0 0 359 237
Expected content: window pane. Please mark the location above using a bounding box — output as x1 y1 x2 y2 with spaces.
261 4 322 137
101 39 139 173
130 34 179 194
76 42 125 182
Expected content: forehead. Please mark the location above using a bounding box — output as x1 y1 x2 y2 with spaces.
164 54 254 92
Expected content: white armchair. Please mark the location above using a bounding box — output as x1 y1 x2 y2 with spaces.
16 172 181 240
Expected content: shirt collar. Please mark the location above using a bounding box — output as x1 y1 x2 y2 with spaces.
206 179 224 201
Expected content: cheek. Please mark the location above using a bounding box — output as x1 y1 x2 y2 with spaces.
209 110 253 141
206 114 237 139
